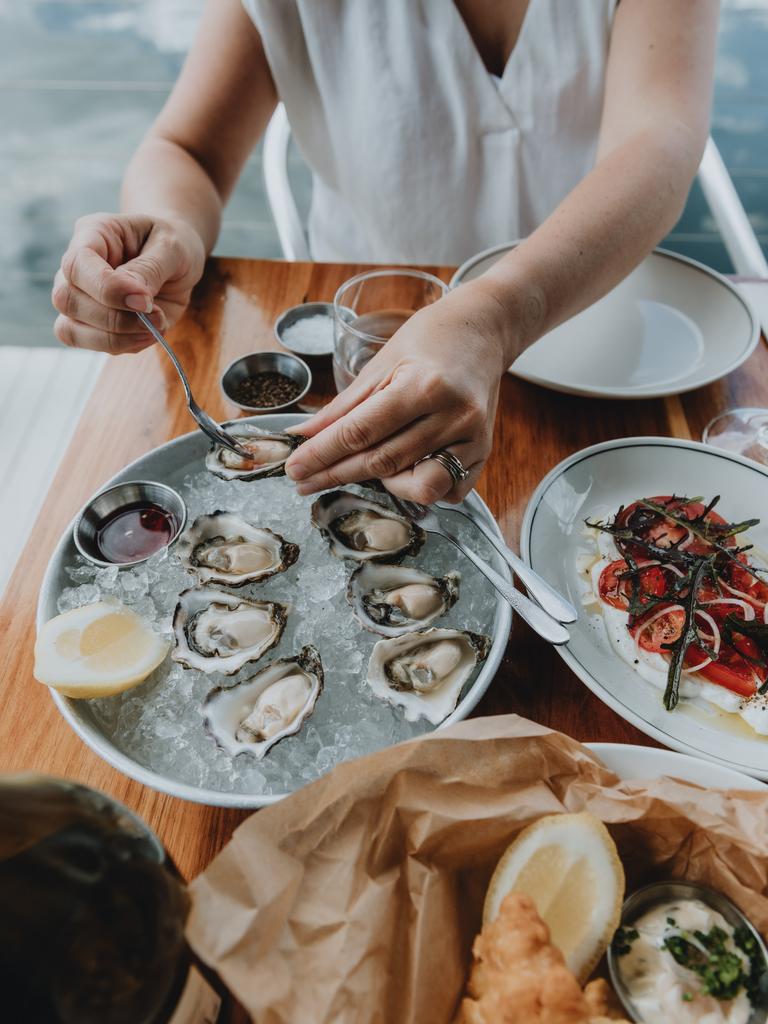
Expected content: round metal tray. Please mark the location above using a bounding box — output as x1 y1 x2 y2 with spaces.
37 413 512 808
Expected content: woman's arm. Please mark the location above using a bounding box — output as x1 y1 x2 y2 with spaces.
53 0 276 352
285 0 720 503
476 0 720 358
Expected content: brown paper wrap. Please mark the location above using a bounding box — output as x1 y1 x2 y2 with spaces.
187 715 768 1023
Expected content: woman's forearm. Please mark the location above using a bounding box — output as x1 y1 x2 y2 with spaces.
119 0 276 256
470 0 718 368
120 136 224 255
473 122 705 366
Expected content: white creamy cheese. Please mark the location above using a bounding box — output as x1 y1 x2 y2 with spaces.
617 899 753 1024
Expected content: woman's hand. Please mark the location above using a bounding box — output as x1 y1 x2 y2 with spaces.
284 283 514 504
52 213 206 354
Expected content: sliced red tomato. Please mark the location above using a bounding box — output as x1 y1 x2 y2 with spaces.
598 559 668 611
616 496 731 556
700 638 762 698
631 603 765 697
633 607 684 653
724 557 768 606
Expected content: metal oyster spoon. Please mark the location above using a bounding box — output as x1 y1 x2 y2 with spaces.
136 311 251 458
391 497 570 646
435 500 578 624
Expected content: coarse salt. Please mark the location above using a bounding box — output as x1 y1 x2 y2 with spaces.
281 313 335 355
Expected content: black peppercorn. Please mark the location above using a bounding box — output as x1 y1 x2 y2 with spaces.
232 371 303 408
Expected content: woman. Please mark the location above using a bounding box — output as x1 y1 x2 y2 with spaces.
52 0 719 503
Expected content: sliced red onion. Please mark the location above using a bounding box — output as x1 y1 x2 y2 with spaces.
720 578 766 608
700 598 756 622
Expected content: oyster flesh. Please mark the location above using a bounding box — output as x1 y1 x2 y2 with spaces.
172 587 287 674
366 628 491 724
347 563 460 636
205 424 304 481
311 490 424 562
203 645 323 758
176 511 299 587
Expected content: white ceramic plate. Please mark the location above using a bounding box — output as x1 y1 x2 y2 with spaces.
588 742 766 790
451 246 758 399
521 437 768 779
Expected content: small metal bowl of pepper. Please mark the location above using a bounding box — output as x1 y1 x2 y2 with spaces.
220 350 312 413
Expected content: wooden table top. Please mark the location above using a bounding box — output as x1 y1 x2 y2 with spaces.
1 257 765 880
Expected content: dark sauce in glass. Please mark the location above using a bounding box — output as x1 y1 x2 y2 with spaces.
96 502 177 563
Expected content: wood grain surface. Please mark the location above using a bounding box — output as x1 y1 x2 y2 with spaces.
0 258 765 880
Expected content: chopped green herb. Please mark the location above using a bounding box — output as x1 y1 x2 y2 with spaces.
681 992 693 1002
612 926 640 956
734 926 768 1006
663 924 749 1001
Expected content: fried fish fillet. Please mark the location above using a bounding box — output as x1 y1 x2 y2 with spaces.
456 892 629 1024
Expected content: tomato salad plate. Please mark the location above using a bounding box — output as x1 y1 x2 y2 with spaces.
521 437 768 778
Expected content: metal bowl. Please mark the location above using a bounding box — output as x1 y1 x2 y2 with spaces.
607 880 768 1023
73 480 187 568
274 301 339 359
220 350 312 412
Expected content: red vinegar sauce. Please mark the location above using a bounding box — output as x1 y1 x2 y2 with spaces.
95 502 177 563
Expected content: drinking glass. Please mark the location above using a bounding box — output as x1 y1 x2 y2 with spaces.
332 269 448 392
702 408 768 464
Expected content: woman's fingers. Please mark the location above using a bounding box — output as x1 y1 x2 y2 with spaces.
61 242 147 312
441 463 485 504
53 315 154 355
285 370 379 440
51 271 168 335
62 222 180 313
285 375 420 482
380 443 485 505
294 414 462 495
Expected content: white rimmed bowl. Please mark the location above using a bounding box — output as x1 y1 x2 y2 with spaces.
522 436 768 779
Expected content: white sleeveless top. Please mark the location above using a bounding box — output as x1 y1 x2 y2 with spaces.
243 0 618 264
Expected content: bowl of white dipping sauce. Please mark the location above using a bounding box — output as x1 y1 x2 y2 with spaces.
608 880 768 1024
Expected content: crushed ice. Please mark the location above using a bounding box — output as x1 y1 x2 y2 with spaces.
58 472 499 797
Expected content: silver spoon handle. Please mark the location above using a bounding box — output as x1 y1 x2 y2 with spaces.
457 511 577 624
136 312 249 457
136 311 192 404
441 526 570 646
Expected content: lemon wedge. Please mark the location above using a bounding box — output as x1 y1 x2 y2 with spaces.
34 600 169 698
483 811 624 983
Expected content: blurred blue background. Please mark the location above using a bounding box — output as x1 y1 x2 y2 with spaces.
2 0 766 348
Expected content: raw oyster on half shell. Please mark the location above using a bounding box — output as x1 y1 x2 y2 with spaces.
176 511 299 587
311 490 424 562
205 424 304 481
172 587 287 674
203 645 323 758
366 628 490 724
347 563 460 636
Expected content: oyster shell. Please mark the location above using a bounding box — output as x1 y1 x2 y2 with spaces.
176 511 299 587
205 424 304 481
366 628 490 724
203 645 323 758
172 587 287 674
347 563 460 636
311 490 424 562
